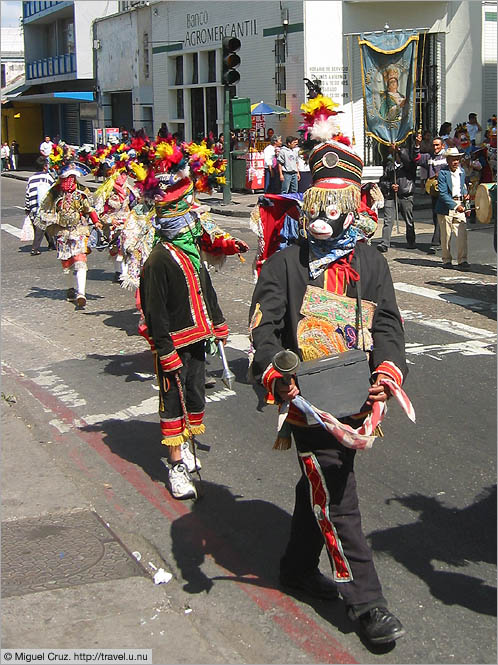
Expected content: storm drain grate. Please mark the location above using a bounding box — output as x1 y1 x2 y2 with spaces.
1 510 145 597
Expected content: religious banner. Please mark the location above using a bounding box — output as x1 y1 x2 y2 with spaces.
358 30 419 145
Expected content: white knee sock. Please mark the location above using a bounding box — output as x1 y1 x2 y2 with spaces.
114 255 123 274
75 268 87 296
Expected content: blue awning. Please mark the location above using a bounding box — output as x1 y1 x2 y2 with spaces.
6 91 95 104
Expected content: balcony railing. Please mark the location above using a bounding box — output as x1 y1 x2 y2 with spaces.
23 2 69 19
26 53 76 80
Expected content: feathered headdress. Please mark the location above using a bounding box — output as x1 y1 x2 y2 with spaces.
299 90 362 215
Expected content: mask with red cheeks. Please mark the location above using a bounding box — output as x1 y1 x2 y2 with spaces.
60 175 77 192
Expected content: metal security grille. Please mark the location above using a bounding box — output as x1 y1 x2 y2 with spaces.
63 103 79 145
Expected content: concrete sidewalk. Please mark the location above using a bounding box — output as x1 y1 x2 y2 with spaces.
1 169 432 217
0 382 234 662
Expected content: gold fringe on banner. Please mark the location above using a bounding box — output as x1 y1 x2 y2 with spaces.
303 185 361 214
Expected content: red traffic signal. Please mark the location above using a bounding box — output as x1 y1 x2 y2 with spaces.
222 37 241 86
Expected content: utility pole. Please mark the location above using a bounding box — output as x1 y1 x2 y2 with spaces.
223 86 232 205
221 37 241 206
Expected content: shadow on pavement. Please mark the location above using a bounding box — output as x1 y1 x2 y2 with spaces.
24 286 104 302
79 415 357 640
394 256 497 276
368 485 497 617
87 351 155 381
82 418 167 484
84 307 140 336
170 480 355 637
425 278 497 318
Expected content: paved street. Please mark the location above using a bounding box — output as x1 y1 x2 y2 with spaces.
1 175 496 664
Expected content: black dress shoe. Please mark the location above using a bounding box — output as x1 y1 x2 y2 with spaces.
458 261 470 271
279 570 339 600
359 607 406 644
406 242 417 249
442 262 453 269
377 244 388 253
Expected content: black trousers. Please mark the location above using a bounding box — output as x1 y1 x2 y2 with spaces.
430 196 441 247
281 426 386 620
155 341 206 444
32 222 55 251
381 196 415 247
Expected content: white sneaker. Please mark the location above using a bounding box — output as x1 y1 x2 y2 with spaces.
167 463 197 500
181 442 202 473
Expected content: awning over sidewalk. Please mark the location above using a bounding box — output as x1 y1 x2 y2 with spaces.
5 90 95 104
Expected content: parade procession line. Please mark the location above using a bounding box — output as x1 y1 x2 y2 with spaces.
1 361 360 665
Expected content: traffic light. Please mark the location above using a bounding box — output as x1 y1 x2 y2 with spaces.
222 37 241 86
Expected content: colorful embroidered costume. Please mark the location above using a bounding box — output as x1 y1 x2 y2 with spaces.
135 136 232 500
249 93 412 643
37 149 98 309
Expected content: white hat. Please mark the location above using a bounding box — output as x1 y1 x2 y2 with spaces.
445 146 465 158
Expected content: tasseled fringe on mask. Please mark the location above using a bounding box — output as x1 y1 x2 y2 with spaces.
303 185 360 214
273 417 292 450
273 435 292 450
161 424 205 447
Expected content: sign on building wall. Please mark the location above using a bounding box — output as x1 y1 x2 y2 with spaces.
307 66 349 101
251 114 266 140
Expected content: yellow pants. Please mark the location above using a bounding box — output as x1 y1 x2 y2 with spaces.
437 212 468 264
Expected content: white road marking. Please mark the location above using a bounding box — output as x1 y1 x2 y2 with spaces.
440 277 496 284
401 310 495 340
205 387 236 402
31 369 86 408
394 282 496 312
227 333 251 353
1 223 23 239
83 395 158 425
405 340 495 357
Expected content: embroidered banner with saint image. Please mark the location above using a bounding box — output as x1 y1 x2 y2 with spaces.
359 30 419 146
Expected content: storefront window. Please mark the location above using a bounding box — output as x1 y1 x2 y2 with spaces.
175 56 183 85
206 87 218 137
192 53 199 84
207 51 216 83
191 88 205 140
176 90 184 119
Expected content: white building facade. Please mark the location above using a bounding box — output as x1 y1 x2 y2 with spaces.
19 0 118 145
1 27 24 89
93 1 495 165
94 4 154 136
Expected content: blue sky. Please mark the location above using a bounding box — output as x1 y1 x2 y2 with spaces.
1 1 22 28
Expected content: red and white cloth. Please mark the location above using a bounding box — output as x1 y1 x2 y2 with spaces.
280 377 415 450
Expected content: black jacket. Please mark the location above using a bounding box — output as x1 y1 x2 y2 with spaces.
378 145 417 199
249 240 407 385
139 242 227 367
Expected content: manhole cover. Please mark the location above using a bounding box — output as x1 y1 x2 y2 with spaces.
1 510 145 597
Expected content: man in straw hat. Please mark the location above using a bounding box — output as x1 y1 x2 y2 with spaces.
249 92 414 646
435 146 471 270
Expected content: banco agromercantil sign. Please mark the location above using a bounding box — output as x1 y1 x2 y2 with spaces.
184 10 258 47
